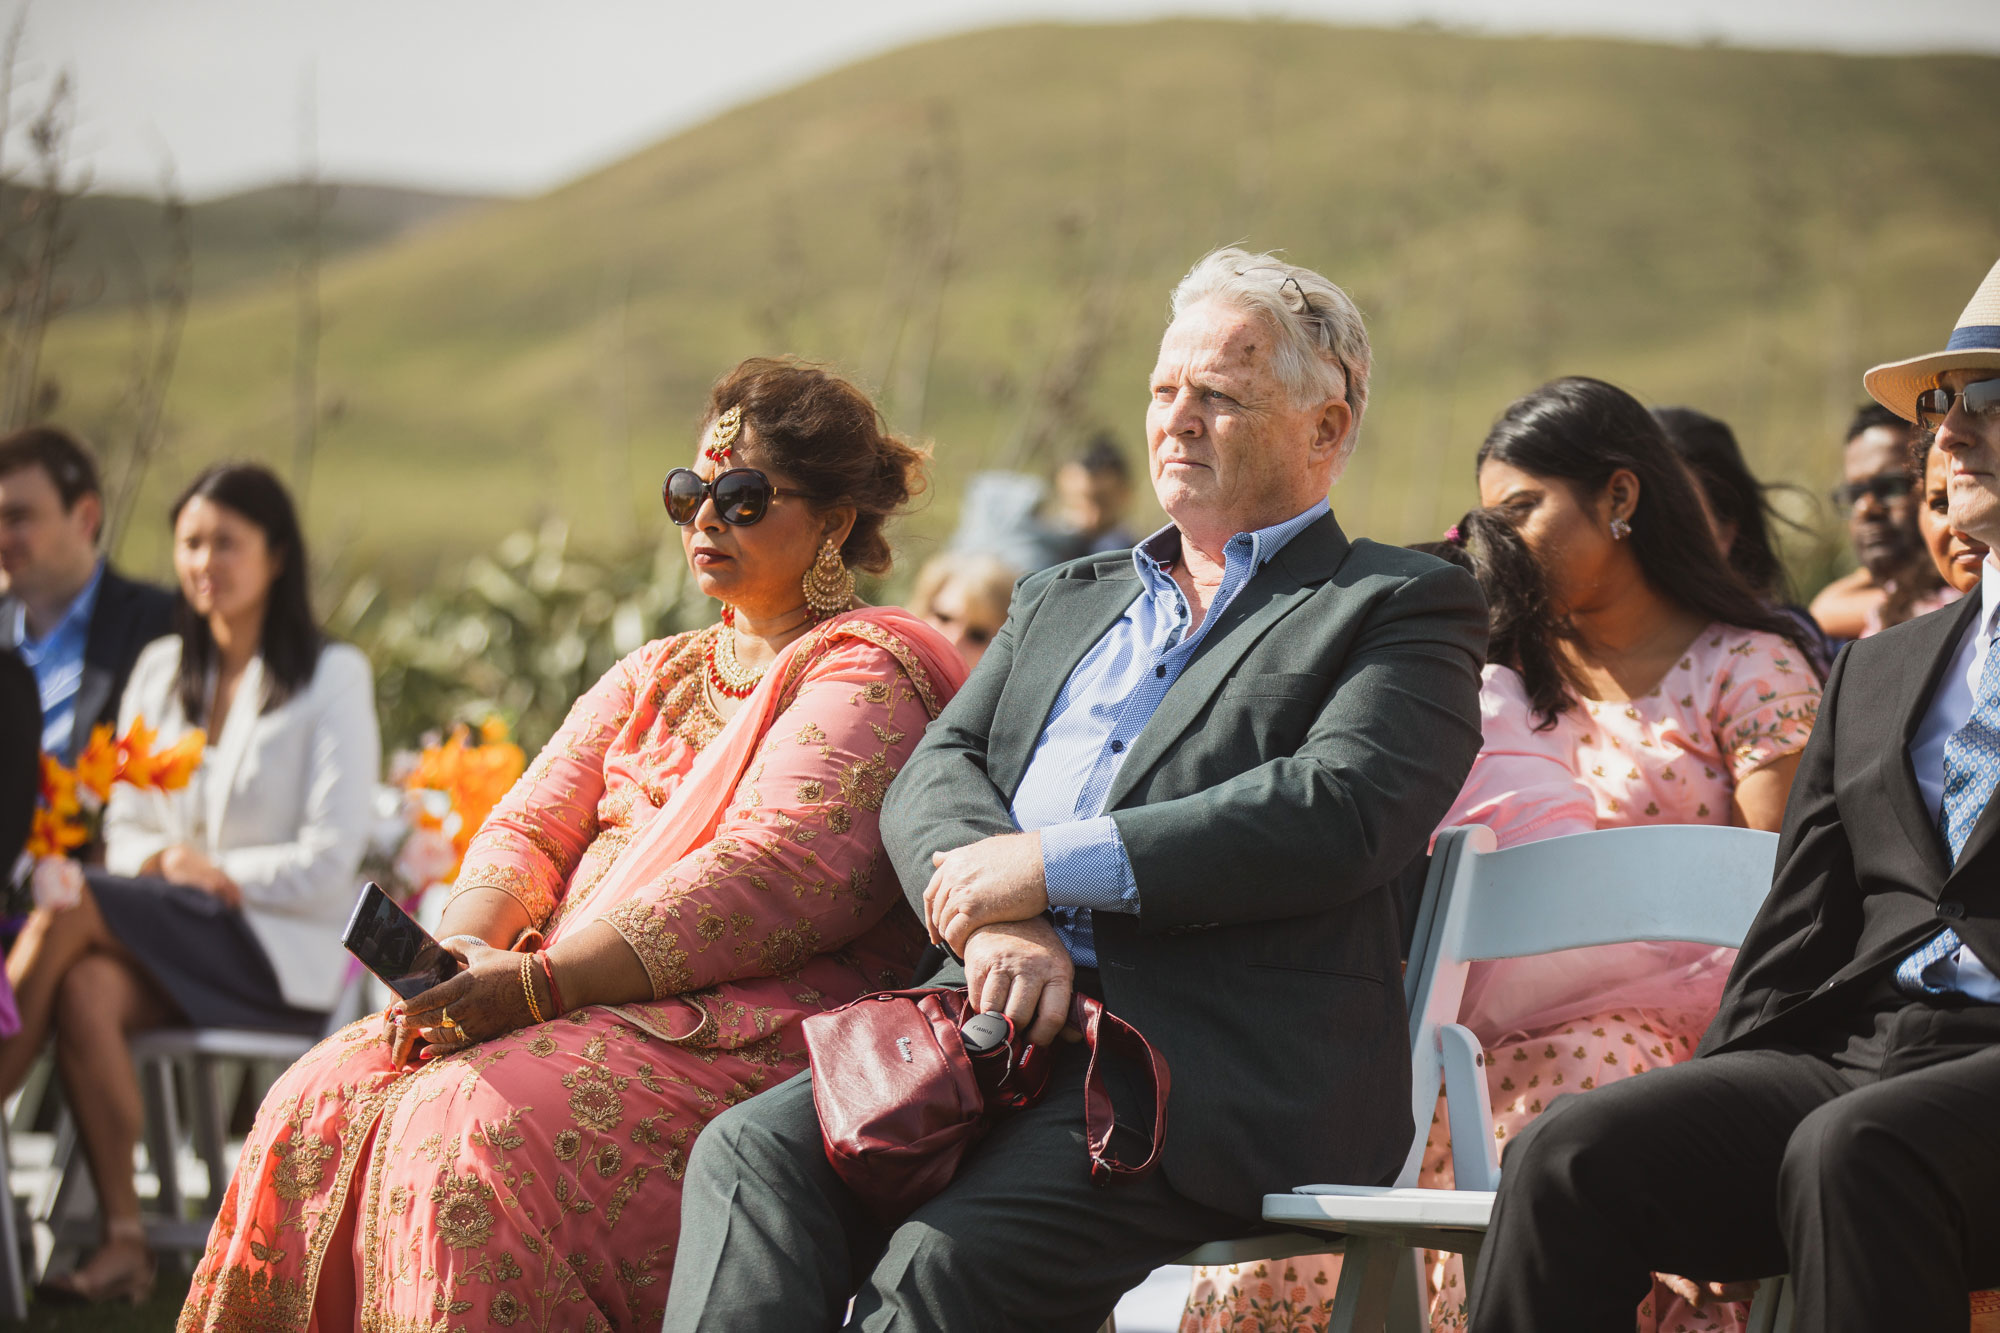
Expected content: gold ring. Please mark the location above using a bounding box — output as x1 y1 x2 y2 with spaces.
439 1007 463 1035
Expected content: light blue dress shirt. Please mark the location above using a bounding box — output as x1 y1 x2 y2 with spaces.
11 559 104 759
1009 499 1330 967
1899 557 2000 1003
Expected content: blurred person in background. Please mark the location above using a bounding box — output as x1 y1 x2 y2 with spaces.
1051 432 1140 555
1187 378 1823 1333
181 360 966 1333
909 549 1017 670
1809 404 1937 639
6 462 379 1305
1654 406 1833 674
1918 430 1991 597
0 426 173 766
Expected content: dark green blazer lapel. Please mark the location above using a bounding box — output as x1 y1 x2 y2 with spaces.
1102 512 1351 811
987 564 1141 795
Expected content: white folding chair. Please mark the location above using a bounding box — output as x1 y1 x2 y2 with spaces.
39 963 371 1270
1098 839 1476 1333
1263 823 1785 1332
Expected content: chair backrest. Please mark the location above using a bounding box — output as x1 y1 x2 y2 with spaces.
1390 823 1779 1185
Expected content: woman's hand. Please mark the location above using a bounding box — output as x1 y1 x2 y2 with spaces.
151 845 243 909
386 939 543 1065
1656 1273 1759 1310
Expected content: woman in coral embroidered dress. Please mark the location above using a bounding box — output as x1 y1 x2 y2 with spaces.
180 360 967 1333
1183 381 1824 1333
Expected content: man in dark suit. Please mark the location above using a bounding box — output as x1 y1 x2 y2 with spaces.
1470 257 2000 1332
0 426 174 764
663 247 1487 1332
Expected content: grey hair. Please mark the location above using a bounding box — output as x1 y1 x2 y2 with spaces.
1167 246 1372 466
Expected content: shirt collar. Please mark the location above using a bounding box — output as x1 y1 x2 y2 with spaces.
1981 555 2000 643
18 558 104 649
1132 497 1330 584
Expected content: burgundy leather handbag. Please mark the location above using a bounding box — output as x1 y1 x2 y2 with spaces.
801 986 1170 1223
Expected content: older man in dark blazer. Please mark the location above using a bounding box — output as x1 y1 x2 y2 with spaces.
663 247 1487 1332
1470 258 2000 1332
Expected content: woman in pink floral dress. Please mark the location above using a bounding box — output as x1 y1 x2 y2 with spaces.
179 360 967 1333
1185 381 1824 1333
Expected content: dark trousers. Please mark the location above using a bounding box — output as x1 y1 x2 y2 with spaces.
662 1042 1239 1332
1468 990 2000 1332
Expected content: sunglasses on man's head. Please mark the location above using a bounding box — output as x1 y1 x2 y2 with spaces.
662 467 809 527
1914 377 2000 432
1831 473 1914 511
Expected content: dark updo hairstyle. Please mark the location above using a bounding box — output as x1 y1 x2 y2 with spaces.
1651 406 1797 604
170 462 324 725
701 358 927 575
1476 377 1822 681
1414 508 1573 729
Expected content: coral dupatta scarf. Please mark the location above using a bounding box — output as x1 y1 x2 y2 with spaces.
547 606 968 949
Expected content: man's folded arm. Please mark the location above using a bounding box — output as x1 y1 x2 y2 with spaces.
1113 564 1487 931
882 569 1054 912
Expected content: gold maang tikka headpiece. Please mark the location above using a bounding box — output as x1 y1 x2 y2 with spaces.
703 405 744 464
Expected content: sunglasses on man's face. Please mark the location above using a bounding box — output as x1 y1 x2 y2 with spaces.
1831 473 1915 511
662 467 809 527
1914 377 2000 432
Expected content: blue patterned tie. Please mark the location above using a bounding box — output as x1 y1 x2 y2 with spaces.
1897 627 2000 995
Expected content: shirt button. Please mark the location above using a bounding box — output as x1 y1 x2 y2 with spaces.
1155 665 1166 678
1110 739 1125 753
1939 900 1966 920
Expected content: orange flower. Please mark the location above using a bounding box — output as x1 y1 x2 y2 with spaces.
73 725 118 802
402 719 525 883
150 730 206 791
25 805 86 858
116 716 161 789
38 753 79 818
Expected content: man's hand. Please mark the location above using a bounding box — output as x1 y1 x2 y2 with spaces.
963 916 1074 1048
923 831 1048 954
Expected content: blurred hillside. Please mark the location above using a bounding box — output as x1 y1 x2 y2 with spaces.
39 181 494 307
34 19 2000 591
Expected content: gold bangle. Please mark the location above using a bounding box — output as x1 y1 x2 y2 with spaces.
519 951 545 1025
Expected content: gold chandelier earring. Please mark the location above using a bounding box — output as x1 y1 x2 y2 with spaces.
802 538 856 621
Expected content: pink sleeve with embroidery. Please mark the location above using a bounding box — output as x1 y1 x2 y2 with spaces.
603 638 932 998
449 648 644 925
1707 630 1822 783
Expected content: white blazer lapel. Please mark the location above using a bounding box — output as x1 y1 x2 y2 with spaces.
202 656 263 848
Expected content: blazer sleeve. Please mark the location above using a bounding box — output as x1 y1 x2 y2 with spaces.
881 569 1049 910
601 638 934 998
1697 644 1857 1055
213 645 382 915
1112 561 1487 929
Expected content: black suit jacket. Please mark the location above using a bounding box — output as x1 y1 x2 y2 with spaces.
879 513 1488 1219
0 647 37 871
0 564 174 764
1702 592 2000 1055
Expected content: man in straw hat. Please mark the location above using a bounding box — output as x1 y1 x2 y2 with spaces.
1470 257 2000 1332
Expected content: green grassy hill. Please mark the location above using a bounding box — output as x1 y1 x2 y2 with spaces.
37 19 2000 589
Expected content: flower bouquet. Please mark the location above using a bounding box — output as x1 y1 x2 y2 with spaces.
365 718 527 911
7 719 206 918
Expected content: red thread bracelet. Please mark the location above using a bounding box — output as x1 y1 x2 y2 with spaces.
537 951 566 1017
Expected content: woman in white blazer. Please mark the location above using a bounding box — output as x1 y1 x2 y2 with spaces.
2 462 379 1304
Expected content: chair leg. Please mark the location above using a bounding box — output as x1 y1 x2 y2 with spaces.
1329 1235 1402 1333
0 1129 26 1321
1746 1274 1793 1333
1386 1248 1427 1333
139 1056 184 1221
188 1056 228 1215
39 1110 95 1280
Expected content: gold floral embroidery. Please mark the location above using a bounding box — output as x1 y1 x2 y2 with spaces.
431 1173 498 1250
838 754 894 811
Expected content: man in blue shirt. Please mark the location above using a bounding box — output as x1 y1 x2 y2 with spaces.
665 248 1488 1332
0 427 173 764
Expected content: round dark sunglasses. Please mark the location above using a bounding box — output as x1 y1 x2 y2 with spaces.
662 467 809 527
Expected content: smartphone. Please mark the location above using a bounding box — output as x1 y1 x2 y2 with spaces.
341 881 465 1000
